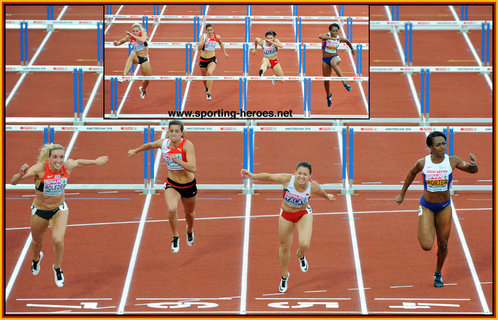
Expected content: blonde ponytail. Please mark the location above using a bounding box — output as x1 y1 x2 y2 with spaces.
37 144 64 163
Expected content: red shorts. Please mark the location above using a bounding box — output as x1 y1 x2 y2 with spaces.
280 206 312 223
269 58 279 69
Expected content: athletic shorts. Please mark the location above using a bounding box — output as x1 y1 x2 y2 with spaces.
419 195 451 214
269 58 280 69
138 55 149 64
199 56 217 68
165 178 198 198
31 202 68 220
280 205 312 223
322 55 339 66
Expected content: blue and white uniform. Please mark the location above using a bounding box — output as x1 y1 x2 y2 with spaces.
419 154 453 214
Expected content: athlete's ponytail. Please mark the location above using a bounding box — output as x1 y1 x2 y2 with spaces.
37 144 65 163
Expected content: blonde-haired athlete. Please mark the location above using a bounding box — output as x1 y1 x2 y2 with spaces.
113 23 151 99
10 144 108 287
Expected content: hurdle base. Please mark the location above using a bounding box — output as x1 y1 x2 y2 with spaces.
46 24 54 32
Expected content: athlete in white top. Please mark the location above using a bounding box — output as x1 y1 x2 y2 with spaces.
113 23 152 98
396 131 478 287
11 144 108 287
252 30 285 84
241 162 335 293
318 23 355 107
129 120 197 254
197 23 229 100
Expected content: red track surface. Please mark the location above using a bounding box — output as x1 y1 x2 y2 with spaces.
5 4 493 316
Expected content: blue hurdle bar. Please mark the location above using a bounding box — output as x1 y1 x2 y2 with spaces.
239 78 243 111
47 6 54 20
348 128 354 182
338 5 344 16
481 23 485 63
107 5 112 15
298 44 302 74
50 128 54 143
461 5 468 21
150 128 155 181
185 43 192 74
249 128 254 173
78 68 83 114
128 43 135 73
201 5 206 15
142 16 149 35
20 21 25 64
303 44 306 74
73 69 78 116
24 21 28 64
143 128 149 181
306 77 311 113
298 17 302 43
449 128 454 156
420 69 425 115
341 127 347 181
244 78 248 111
243 128 248 170
303 78 307 113
154 5 159 15
409 22 413 63
404 22 413 64
443 128 448 154
44 128 48 144
97 22 102 64
486 22 490 64
425 69 430 116
391 6 399 21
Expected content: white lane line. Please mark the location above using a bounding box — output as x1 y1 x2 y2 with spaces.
5 9 76 301
450 202 490 314
334 5 369 114
117 127 167 314
239 193 252 314
375 298 471 301
389 285 413 289
449 6 492 90
6 6 69 107
117 5 167 115
181 6 207 111
383 6 422 118
304 290 328 293
18 298 112 300
337 131 368 314
255 297 351 300
104 5 124 35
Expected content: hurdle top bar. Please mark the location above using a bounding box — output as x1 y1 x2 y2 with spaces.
6 20 102 29
349 126 492 133
104 75 369 82
6 65 103 73
370 66 492 73
371 20 493 30
105 42 368 50
105 14 369 20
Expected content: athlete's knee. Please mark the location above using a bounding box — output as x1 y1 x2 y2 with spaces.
298 241 309 253
52 236 64 248
168 207 178 217
207 70 214 76
437 241 448 252
418 238 433 251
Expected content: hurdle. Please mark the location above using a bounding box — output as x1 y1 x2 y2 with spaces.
6 125 49 145
460 5 468 21
19 21 28 65
47 5 54 20
390 5 399 21
347 126 493 192
481 22 491 65
107 75 368 117
404 22 413 66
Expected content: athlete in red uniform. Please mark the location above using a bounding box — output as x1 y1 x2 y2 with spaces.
197 23 229 100
11 144 108 287
128 120 197 253
241 162 335 293
252 30 285 84
113 23 152 99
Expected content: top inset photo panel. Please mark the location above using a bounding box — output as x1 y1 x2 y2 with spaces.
104 4 369 120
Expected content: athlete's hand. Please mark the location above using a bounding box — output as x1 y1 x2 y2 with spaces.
224 52 229 58
395 193 404 204
19 163 29 177
128 149 137 157
468 152 477 164
240 169 253 179
95 156 109 165
326 193 335 201
113 40 119 46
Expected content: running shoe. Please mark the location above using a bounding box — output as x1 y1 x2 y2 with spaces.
171 236 180 253
205 87 209 93
326 93 332 107
186 226 195 247
434 272 443 288
31 252 43 276
52 265 64 288
206 93 212 100
297 250 308 272
279 273 290 293
139 86 146 99
259 69 264 77
343 82 352 91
